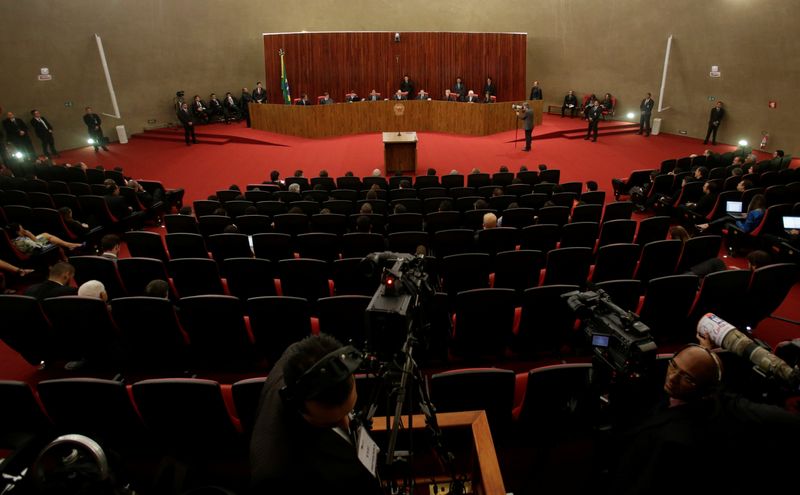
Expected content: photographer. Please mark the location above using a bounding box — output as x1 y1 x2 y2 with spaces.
250 334 382 494
515 102 533 152
612 343 800 495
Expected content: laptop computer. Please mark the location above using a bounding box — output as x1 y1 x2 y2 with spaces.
726 200 746 220
783 216 800 233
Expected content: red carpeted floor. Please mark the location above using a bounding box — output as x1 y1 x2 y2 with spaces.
2 114 797 383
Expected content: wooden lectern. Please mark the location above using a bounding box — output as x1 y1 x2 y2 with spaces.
383 132 417 174
371 410 505 494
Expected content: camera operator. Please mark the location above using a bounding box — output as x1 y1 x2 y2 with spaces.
515 102 533 152
250 334 382 494
612 343 800 495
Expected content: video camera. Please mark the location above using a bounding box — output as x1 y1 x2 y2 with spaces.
564 289 657 376
511 103 524 111
362 252 436 357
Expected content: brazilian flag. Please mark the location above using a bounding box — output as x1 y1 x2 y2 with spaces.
279 49 291 105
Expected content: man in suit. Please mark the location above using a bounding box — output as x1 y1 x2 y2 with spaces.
252 81 267 104
319 92 334 105
704 101 725 145
529 81 543 100
585 100 603 142
345 91 360 103
99 234 121 261
2 111 35 159
240 87 253 127
451 77 466 101
465 90 481 103
483 91 494 103
399 75 414 97
366 89 380 101
484 77 496 98
207 93 225 123
29 109 58 157
637 92 655 136
442 89 454 101
296 93 311 105
103 180 133 219
562 90 579 118
391 90 407 101
177 102 197 146
24 262 77 300
83 107 109 151
416 90 429 100
223 92 241 121
516 102 534 151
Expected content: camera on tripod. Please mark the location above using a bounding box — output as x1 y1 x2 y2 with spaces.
564 289 657 376
362 252 436 358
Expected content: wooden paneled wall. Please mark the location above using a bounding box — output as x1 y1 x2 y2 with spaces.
262 32 526 104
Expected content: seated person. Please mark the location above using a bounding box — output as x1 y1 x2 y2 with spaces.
319 92 334 105
482 91 494 103
7 223 82 258
416 90 430 100
58 206 91 238
562 90 578 117
451 77 466 100
697 194 766 234
391 89 407 100
24 261 77 300
465 90 481 103
679 181 719 224
207 93 225 121
223 92 241 119
442 89 454 101
366 89 381 101
296 93 311 106
104 179 134 219
345 91 360 103
601 93 614 115
191 95 209 123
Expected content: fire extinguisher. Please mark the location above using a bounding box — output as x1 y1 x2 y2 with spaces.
760 133 769 150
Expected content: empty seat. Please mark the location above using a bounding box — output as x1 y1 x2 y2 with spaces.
248 296 312 365
117 257 172 297
341 232 386 258
110 296 189 369
475 227 517 256
0 295 54 366
677 235 722 273
235 214 272 235
593 279 642 312
69 255 127 300
433 229 475 258
177 295 255 368
559 222 598 249
310 213 348 235
252 232 294 262
591 243 640 283
198 215 233 238
451 288 516 357
689 269 752 326
741 263 799 329
223 258 276 300
429 368 515 434
537 206 570 227
297 232 341 262
634 216 670 246
635 240 682 283
519 224 559 254
387 231 430 255
126 231 170 262
208 233 254 263
0 381 52 448
277 258 331 304
515 285 579 356
440 253 490 300
387 213 423 233
570 204 602 224
42 296 120 367
232 377 267 434
164 214 200 234
601 201 635 223
492 250 542 297
638 274 699 344
597 219 636 247
165 232 209 259
332 257 380 296
543 247 592 286
169 258 225 297
316 295 372 348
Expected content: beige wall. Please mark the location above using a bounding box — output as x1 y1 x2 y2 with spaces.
1 0 797 153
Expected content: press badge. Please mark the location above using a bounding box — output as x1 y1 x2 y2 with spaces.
356 425 380 477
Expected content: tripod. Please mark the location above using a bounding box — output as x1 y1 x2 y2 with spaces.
358 321 464 494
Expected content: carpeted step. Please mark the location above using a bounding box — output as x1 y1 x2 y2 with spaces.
131 134 231 145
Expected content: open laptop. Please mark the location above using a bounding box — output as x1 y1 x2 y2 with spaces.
726 200 746 220
783 216 800 234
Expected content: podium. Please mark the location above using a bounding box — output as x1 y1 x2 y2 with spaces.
371 410 505 494
382 132 418 174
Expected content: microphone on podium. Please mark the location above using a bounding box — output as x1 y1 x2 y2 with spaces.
697 313 800 388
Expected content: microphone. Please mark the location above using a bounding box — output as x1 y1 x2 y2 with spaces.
697 313 800 388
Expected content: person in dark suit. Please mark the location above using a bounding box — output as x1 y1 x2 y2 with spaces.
103 180 133 219
240 87 253 127
366 89 381 101
391 90 407 101
207 93 225 123
562 90 579 117
483 77 496 98
637 93 655 136
442 89 455 101
2 111 36 159
345 91 360 102
319 92 334 105
83 107 109 151
399 75 414 97
29 110 58 157
465 90 481 103
516 102 534 151
482 91 494 103
252 81 267 104
585 100 603 142
191 95 209 124
529 81 543 100
250 334 382 494
704 101 725 145
24 262 77 300
295 93 311 106
177 103 197 146
416 90 430 100
451 77 467 101
223 92 241 121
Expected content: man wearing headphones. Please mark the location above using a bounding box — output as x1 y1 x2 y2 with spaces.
250 334 382 494
612 343 800 494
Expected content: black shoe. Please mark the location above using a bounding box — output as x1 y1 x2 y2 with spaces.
522 148 530 152
94 147 99 152
102 146 109 151
703 140 708 145
584 136 590 140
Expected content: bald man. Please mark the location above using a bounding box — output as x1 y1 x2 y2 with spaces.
613 344 800 495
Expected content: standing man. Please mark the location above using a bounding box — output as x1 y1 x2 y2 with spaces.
484 77 497 98
585 100 602 142
452 77 467 101
399 75 414 98
637 93 655 136
529 81 543 100
2 111 35 159
83 107 109 152
29 109 58 157
240 87 253 127
562 90 578 118
177 103 197 146
516 102 534 152
252 82 267 104
704 101 725 145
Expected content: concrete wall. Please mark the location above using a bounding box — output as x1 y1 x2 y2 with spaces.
1 0 797 153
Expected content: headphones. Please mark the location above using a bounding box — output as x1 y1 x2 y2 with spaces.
280 345 363 408
677 343 724 385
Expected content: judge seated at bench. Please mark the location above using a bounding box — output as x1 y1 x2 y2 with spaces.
392 90 407 101
319 92 334 104
295 93 311 106
366 89 381 101
465 90 481 103
345 91 361 103
416 90 430 100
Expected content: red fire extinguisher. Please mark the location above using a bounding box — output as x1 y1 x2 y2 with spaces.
760 133 769 150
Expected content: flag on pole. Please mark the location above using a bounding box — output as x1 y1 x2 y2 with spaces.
279 49 291 105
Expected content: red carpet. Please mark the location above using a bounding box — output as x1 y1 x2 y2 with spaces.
2 115 796 383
